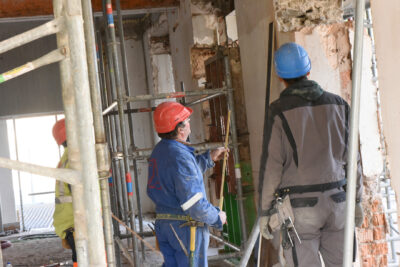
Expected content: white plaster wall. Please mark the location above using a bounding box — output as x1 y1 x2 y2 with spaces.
0 120 17 224
167 1 205 143
121 38 155 213
349 31 383 178
371 1 400 217
234 0 286 205
296 32 342 96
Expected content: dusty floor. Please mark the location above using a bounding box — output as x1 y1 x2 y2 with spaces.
0 230 235 266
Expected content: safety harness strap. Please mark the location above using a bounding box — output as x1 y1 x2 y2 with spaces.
277 178 346 196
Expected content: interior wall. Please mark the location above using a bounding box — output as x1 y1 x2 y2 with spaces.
0 120 17 225
234 0 294 205
371 1 400 228
0 20 63 117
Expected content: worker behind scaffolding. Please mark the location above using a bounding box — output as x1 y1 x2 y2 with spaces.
52 119 77 267
147 101 227 267
258 43 364 266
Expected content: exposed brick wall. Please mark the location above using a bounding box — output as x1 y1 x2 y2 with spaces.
357 194 389 267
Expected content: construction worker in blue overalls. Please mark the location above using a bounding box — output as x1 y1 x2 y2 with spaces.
147 101 227 267
52 118 77 267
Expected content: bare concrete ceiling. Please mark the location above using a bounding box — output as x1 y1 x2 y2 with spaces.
0 0 179 18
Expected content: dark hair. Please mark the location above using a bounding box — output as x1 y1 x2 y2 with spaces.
158 121 186 139
283 75 308 85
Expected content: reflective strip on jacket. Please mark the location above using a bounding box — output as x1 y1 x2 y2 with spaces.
53 148 74 239
260 80 363 212
147 139 222 229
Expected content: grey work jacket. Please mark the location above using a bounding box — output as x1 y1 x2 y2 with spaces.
260 80 363 212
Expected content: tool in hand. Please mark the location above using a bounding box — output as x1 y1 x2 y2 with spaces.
218 110 231 211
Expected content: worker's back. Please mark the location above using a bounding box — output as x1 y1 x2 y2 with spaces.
269 80 349 187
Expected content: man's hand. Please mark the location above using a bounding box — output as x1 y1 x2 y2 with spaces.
355 202 364 227
219 211 227 225
210 147 229 162
260 216 273 240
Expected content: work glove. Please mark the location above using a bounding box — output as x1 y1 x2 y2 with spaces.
355 202 364 227
259 216 273 240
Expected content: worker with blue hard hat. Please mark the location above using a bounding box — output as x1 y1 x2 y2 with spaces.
147 101 228 267
258 42 364 266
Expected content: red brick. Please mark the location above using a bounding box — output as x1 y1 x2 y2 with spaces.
378 255 388 266
358 229 374 243
371 242 388 255
373 227 386 240
360 243 372 257
362 256 374 267
372 213 386 226
362 216 369 228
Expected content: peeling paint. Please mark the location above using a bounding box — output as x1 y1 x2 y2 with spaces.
190 48 215 80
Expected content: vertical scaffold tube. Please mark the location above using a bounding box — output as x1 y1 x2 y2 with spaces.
81 0 115 266
115 0 145 259
343 0 365 266
103 0 140 265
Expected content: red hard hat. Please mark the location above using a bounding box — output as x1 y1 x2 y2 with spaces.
153 102 192 133
52 119 66 146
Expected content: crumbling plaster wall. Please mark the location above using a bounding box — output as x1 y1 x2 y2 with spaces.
371 0 400 225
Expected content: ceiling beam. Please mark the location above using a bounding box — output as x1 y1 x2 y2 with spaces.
0 0 179 18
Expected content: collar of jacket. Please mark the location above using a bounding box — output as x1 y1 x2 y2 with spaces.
280 80 324 101
161 138 195 152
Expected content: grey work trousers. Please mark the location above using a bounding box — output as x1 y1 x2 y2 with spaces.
283 188 346 267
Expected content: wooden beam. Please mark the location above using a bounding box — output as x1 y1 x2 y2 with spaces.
0 0 178 18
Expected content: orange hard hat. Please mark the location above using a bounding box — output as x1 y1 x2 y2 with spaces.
52 119 66 146
153 102 192 133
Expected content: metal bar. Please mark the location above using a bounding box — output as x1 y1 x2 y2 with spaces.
81 0 116 266
115 0 145 259
0 18 61 54
13 119 25 232
125 88 228 102
101 15 130 227
209 233 241 252
208 252 242 262
96 28 123 267
63 0 107 265
115 238 135 267
186 93 225 107
0 48 65 84
128 142 226 160
103 101 118 115
238 217 259 267
53 0 89 264
103 1 140 265
223 56 247 244
0 157 79 184
119 232 154 239
28 191 55 196
343 0 365 265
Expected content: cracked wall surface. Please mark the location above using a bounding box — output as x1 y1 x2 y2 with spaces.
274 0 343 32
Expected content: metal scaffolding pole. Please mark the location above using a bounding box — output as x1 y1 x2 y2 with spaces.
103 0 140 265
223 55 247 244
55 0 107 265
53 1 89 265
115 0 145 259
125 88 228 102
101 25 130 226
97 28 123 267
81 0 115 266
343 0 365 265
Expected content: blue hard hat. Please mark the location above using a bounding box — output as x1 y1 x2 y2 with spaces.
274 43 311 79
